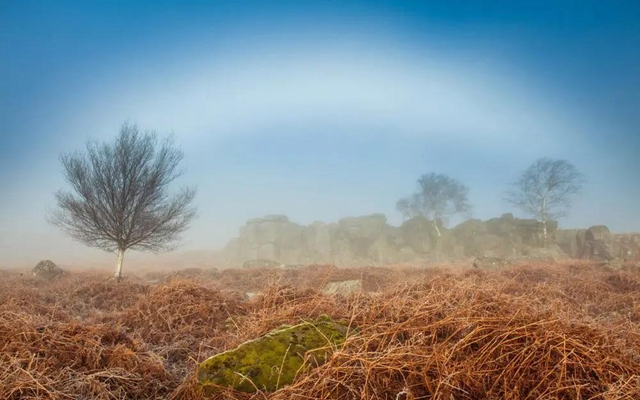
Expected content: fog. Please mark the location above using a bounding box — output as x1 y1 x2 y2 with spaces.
1 1 639 269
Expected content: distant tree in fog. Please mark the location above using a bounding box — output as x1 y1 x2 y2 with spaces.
48 122 197 282
396 173 470 236
396 195 421 220
505 158 584 245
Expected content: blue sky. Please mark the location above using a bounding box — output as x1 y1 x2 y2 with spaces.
1 0 639 266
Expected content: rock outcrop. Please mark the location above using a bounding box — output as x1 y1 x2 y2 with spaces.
216 213 639 267
582 226 614 261
555 227 640 265
613 233 640 262
32 260 65 280
237 215 307 262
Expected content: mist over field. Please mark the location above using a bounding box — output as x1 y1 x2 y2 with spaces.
4 3 640 399
1 1 639 269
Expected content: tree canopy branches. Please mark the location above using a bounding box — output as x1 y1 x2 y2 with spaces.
505 157 584 244
505 158 584 221
397 173 470 236
49 122 197 279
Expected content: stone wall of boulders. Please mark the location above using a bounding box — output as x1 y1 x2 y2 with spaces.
215 213 640 267
555 226 640 262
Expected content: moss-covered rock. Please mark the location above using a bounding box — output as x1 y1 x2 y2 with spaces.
197 315 349 393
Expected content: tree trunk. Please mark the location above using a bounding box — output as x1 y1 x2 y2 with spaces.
541 197 548 247
431 220 442 262
115 248 125 282
432 220 441 237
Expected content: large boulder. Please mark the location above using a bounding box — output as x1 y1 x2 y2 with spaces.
367 226 407 264
322 279 363 295
197 315 349 393
368 236 392 264
330 234 356 266
337 214 387 259
471 234 509 258
243 215 296 246
306 222 333 263
575 229 588 257
399 216 440 255
238 215 307 264
32 260 65 280
583 225 615 261
553 227 637 262
338 214 387 242
521 244 568 261
613 234 640 262
555 229 581 258
450 214 553 258
451 219 486 257
488 214 555 247
485 213 517 235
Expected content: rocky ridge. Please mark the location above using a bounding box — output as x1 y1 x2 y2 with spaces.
216 213 640 267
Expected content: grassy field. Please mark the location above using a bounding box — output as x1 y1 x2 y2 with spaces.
1 261 639 399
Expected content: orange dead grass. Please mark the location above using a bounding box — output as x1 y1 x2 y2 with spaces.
1 261 639 399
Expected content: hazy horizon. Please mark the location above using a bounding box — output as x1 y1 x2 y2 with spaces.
1 1 639 268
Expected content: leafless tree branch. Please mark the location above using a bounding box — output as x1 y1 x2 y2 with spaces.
48 122 197 279
504 157 585 243
397 173 471 233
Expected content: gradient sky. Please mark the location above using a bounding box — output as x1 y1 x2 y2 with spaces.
1 0 639 267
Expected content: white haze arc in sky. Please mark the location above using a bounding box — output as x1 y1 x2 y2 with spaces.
0 36 630 268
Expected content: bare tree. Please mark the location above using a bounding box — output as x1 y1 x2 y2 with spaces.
49 122 197 281
396 194 421 221
396 173 470 236
505 158 584 245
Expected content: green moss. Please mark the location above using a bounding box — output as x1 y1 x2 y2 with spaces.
197 315 349 393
